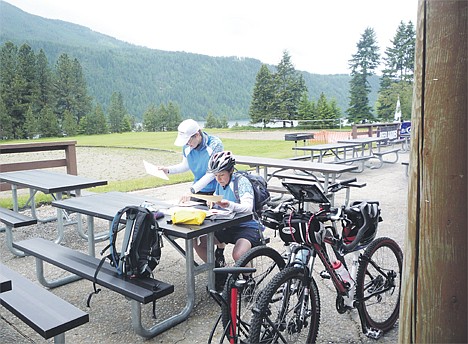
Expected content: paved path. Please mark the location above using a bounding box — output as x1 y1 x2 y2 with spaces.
0 153 409 343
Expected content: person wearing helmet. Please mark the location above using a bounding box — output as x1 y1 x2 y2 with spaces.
194 151 263 290
158 119 223 202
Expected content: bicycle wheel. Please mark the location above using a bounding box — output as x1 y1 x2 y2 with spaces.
221 245 286 342
355 237 403 333
249 266 321 344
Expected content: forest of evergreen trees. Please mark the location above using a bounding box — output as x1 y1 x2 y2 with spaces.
0 1 415 140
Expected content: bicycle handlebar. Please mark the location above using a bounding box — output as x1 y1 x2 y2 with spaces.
328 178 357 193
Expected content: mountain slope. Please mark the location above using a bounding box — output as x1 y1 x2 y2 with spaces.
0 1 378 120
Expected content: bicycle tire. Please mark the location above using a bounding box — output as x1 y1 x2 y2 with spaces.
220 245 286 342
249 266 321 344
355 237 403 332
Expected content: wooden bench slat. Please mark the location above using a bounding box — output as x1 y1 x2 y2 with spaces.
13 238 174 304
0 264 89 340
0 207 37 228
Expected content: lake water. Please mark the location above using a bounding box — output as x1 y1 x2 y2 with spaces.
199 119 299 129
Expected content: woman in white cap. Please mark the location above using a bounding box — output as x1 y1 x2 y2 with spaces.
158 119 224 201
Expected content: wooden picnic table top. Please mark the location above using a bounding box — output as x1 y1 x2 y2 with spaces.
0 169 107 194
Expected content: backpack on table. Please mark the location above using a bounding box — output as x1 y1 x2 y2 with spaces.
87 205 163 308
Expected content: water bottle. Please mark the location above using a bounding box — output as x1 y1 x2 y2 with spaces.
332 260 353 288
293 248 309 267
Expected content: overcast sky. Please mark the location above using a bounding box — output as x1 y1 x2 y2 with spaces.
4 0 418 75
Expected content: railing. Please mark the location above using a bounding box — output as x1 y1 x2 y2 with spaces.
351 123 401 139
0 141 78 191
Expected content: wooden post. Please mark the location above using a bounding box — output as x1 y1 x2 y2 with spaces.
399 1 467 343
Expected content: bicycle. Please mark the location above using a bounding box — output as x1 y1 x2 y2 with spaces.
249 178 403 343
209 243 286 343
208 266 257 343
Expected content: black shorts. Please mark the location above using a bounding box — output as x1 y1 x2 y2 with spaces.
215 225 262 247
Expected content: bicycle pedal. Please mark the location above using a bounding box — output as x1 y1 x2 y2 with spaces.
320 270 331 279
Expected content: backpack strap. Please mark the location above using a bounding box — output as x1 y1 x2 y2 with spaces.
87 206 131 307
232 172 241 204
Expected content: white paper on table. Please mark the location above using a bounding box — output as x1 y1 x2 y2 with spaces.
190 193 223 203
143 160 169 180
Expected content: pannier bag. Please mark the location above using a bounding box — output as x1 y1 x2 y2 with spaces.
278 211 322 245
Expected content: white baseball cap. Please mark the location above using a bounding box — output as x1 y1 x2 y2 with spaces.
174 119 201 146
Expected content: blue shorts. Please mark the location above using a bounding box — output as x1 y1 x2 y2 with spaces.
215 224 262 247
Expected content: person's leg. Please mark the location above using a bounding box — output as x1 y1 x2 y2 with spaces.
194 235 223 262
232 238 252 262
193 236 208 262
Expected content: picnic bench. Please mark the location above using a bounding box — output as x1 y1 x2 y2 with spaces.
0 141 78 192
333 155 372 173
0 263 89 343
12 238 175 338
0 206 37 256
402 162 410 176
372 148 401 168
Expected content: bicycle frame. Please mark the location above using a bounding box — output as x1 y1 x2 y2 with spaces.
209 267 256 344
253 178 402 342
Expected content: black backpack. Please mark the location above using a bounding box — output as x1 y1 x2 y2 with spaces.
233 170 270 215
87 206 163 307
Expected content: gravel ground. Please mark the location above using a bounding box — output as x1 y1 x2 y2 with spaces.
1 133 409 343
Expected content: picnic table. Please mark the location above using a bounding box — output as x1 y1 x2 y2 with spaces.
292 142 359 163
0 170 107 254
337 137 389 156
48 191 252 338
235 155 358 204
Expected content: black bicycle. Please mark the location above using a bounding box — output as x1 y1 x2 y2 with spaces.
249 178 403 343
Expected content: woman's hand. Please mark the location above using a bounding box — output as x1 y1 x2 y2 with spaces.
215 200 230 208
158 166 169 174
179 194 192 203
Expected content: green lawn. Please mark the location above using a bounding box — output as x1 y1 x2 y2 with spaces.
0 130 299 208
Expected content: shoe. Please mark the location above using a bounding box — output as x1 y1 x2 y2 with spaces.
215 272 228 292
214 248 227 292
215 248 226 268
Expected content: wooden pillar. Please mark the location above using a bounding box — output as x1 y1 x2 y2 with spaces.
399 0 467 343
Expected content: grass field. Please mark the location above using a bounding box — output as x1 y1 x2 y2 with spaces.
0 129 304 208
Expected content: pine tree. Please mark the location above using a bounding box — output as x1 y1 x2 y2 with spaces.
62 109 78 136
249 64 275 125
108 91 127 133
377 21 415 121
54 54 92 129
0 42 17 139
165 101 182 131
143 104 158 132
273 51 307 121
14 44 37 138
23 105 38 138
347 28 380 123
0 98 13 139
35 49 54 114
40 105 60 137
205 111 218 128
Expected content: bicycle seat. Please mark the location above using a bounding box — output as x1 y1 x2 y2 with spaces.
213 267 256 276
